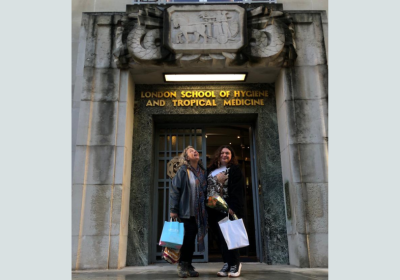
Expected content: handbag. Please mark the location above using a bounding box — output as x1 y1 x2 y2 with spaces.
159 217 185 249
162 246 180 264
218 213 249 250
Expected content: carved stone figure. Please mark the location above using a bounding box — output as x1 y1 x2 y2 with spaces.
172 15 208 44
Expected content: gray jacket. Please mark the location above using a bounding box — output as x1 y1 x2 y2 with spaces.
169 166 199 219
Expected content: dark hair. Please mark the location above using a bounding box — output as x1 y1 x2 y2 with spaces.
208 145 238 169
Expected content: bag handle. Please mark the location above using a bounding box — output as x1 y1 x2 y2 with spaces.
170 216 182 223
227 211 239 220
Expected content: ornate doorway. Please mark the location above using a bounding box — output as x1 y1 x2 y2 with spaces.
151 124 262 263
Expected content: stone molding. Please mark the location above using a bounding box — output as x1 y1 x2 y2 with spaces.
112 4 297 68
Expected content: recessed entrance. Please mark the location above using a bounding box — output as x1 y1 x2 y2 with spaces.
152 124 261 263
127 83 288 266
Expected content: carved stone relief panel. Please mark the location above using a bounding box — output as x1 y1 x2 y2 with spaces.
112 4 297 69
164 5 246 54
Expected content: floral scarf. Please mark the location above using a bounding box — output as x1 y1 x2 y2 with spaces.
188 164 208 252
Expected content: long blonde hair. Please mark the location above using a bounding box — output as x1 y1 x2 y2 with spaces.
180 145 205 170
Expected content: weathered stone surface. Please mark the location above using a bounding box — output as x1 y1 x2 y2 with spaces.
277 102 288 153
114 147 126 185
304 183 328 233
86 146 116 185
96 15 113 25
78 235 109 269
308 233 328 267
89 101 119 146
293 183 307 234
108 235 121 269
73 146 87 184
291 13 326 66
118 70 130 102
291 13 313 23
72 185 83 236
297 143 328 183
83 14 96 68
280 148 292 188
287 144 302 183
82 185 112 236
287 233 309 267
116 102 128 148
95 25 113 68
287 99 328 144
111 185 123 235
72 235 79 270
72 101 90 149
287 143 328 183
290 65 328 100
82 68 121 101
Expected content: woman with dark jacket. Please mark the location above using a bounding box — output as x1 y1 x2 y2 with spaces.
170 146 208 278
207 145 245 278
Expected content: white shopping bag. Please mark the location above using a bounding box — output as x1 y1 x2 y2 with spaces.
218 214 249 250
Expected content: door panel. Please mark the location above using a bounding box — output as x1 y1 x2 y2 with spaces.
153 127 208 262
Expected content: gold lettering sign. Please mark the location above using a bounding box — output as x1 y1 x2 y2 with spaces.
140 90 268 107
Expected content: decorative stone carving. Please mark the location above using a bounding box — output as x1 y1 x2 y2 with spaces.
248 24 285 59
127 26 164 60
246 6 297 67
113 4 297 68
113 6 170 66
165 5 246 54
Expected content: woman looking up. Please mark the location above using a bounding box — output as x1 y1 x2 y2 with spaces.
170 146 208 278
207 145 245 278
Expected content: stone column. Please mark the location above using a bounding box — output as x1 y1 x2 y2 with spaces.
275 12 328 267
72 13 135 270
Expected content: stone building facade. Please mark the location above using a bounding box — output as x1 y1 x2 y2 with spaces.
72 1 328 270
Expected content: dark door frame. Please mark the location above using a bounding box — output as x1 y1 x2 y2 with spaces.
152 122 262 263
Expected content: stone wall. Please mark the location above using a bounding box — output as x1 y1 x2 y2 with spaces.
275 11 328 267
72 13 135 270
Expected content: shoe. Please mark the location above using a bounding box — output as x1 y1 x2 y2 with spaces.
187 264 199 277
177 262 189 278
228 263 242 278
217 263 230 277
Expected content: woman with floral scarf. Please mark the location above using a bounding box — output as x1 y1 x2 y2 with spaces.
170 146 208 278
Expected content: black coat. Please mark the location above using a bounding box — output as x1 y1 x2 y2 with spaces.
207 164 245 217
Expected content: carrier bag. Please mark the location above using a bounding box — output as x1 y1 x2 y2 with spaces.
159 218 184 249
162 246 180 264
218 213 249 250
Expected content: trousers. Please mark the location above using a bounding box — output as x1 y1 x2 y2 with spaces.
179 216 198 264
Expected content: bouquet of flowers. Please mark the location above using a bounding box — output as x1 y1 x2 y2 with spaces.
206 194 238 220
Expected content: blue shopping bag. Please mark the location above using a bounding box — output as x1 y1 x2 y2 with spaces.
159 219 184 249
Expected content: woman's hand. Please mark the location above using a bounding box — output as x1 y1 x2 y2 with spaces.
228 209 235 216
170 212 178 219
216 172 228 184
